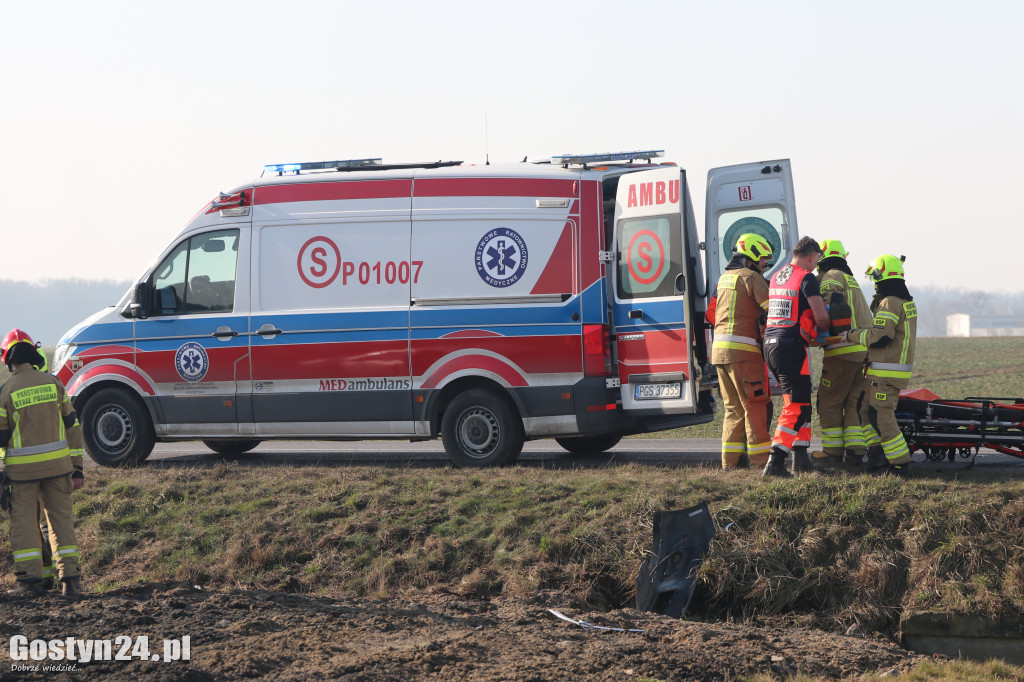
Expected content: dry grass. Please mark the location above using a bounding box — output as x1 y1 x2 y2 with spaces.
2 462 1022 643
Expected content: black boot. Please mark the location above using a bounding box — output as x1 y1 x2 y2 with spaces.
879 461 912 478
762 449 793 479
792 447 812 474
810 450 843 472
61 577 82 600
861 445 886 473
7 581 47 598
843 449 863 471
736 453 750 469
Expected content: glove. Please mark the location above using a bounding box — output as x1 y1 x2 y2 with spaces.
815 331 829 345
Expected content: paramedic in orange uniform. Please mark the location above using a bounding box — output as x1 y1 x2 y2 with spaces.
761 237 830 478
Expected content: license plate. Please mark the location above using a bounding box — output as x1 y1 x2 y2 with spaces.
634 382 682 400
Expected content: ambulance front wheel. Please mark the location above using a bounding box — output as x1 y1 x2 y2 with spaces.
555 433 623 456
80 387 156 467
441 389 524 467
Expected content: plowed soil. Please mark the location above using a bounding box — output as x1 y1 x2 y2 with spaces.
1 583 929 680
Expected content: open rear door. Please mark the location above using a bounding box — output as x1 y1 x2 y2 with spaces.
611 167 696 414
705 160 799 291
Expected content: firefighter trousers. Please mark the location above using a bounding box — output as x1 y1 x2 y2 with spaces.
765 338 812 455
10 475 80 583
716 358 772 469
867 379 911 465
816 359 869 457
38 500 54 584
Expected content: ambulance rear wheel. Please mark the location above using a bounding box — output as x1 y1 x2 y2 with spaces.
203 439 261 456
441 389 524 467
80 387 155 467
555 433 622 456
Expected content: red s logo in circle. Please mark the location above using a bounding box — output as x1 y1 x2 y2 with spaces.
627 230 665 285
297 236 341 288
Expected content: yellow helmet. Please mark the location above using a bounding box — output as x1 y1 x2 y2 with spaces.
819 239 848 259
732 233 773 262
866 254 906 282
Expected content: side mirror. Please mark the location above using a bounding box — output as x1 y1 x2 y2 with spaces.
123 282 149 319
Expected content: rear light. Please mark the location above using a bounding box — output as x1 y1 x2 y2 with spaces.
583 324 612 376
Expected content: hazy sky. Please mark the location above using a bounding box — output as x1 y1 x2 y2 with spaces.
2 0 1021 291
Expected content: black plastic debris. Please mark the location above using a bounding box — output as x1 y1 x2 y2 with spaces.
635 501 716 618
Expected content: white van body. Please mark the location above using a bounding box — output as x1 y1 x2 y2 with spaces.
53 154 798 466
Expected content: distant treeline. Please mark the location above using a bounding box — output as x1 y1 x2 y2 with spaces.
0 278 1020 343
0 279 132 344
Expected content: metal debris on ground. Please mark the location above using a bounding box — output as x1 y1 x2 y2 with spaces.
548 609 644 633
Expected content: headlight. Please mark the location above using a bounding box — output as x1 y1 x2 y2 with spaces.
51 343 76 373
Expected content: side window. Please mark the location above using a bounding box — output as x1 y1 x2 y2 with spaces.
617 215 682 299
152 241 188 316
150 229 239 316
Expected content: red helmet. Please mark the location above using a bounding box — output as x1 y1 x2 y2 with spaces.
2 328 38 366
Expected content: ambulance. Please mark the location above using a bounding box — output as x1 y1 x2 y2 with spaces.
52 151 798 467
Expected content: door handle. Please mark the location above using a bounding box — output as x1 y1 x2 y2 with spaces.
212 327 238 338
628 309 644 319
256 324 283 337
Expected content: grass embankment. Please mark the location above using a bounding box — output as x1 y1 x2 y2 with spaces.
2 464 1020 640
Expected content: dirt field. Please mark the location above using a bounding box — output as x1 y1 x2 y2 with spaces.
0 583 930 680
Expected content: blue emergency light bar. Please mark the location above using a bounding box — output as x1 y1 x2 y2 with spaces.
551 150 664 167
264 158 383 174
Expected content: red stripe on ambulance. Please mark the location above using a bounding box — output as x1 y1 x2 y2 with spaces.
414 178 577 198
253 180 412 205
412 336 582 377
420 355 528 390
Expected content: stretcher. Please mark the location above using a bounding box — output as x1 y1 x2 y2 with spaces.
896 388 1024 463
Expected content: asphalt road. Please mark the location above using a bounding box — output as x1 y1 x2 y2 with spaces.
117 438 1024 473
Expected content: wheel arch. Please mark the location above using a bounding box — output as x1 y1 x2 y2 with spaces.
72 379 160 427
427 376 524 436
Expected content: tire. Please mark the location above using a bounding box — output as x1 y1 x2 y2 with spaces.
555 433 623 456
80 387 156 467
203 439 261 455
441 389 524 467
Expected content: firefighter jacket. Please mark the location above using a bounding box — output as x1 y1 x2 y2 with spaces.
709 265 769 364
817 268 871 363
850 294 918 382
0 364 84 482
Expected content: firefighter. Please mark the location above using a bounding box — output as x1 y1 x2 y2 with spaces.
841 255 917 476
0 329 85 598
809 239 874 471
761 236 830 478
707 233 774 470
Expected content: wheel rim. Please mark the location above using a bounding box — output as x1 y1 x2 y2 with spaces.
456 407 500 458
95 404 132 454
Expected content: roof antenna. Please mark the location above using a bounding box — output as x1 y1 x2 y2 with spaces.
485 112 490 165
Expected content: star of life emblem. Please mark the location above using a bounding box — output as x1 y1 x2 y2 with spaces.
775 264 794 285
175 342 209 382
475 227 529 288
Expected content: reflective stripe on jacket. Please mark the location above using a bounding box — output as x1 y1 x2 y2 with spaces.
710 268 769 363
0 365 83 481
818 270 870 362
852 296 918 382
